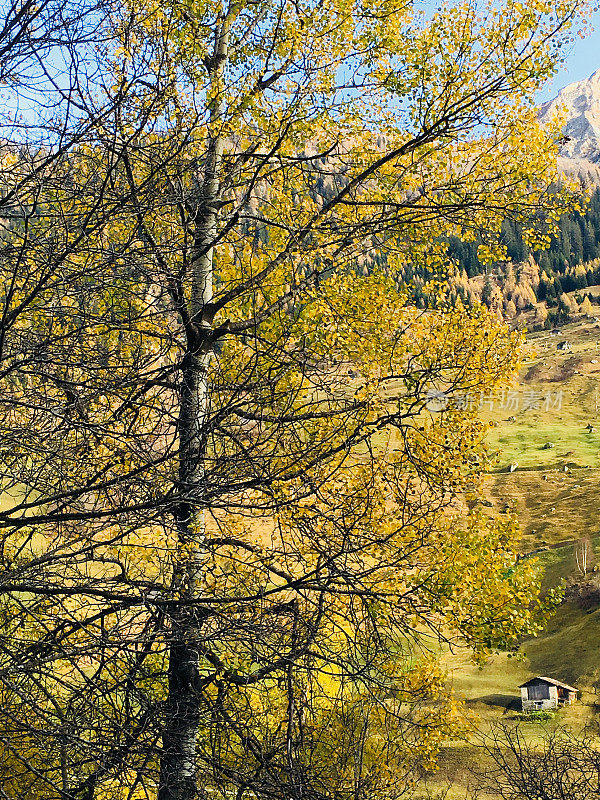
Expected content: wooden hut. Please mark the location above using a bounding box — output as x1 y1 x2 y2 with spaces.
519 676 578 712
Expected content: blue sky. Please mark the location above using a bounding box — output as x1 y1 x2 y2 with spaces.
538 10 600 101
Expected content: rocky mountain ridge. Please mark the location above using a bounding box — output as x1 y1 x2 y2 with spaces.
539 68 600 181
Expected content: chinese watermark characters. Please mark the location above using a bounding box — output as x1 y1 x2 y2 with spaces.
426 388 563 413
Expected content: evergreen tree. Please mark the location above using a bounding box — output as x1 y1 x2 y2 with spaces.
482 274 494 308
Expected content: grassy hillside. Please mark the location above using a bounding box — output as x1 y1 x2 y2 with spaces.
475 321 600 548
424 321 600 797
451 320 600 697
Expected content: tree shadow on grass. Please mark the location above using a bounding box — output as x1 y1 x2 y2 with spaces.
475 693 521 711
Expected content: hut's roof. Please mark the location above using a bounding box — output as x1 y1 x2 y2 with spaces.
518 676 578 692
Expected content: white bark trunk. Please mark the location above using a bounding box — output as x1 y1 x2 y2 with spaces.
158 16 229 800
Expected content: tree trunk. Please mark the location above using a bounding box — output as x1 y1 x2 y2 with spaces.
158 16 229 800
157 349 211 800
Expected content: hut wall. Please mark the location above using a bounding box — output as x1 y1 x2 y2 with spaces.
521 682 558 712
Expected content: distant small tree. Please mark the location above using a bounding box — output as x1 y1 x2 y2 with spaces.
503 263 517 296
514 283 537 310
581 295 594 316
504 299 517 319
575 536 595 576
534 303 548 327
482 275 494 308
557 295 573 323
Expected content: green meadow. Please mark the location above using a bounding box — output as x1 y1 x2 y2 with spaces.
421 320 600 797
